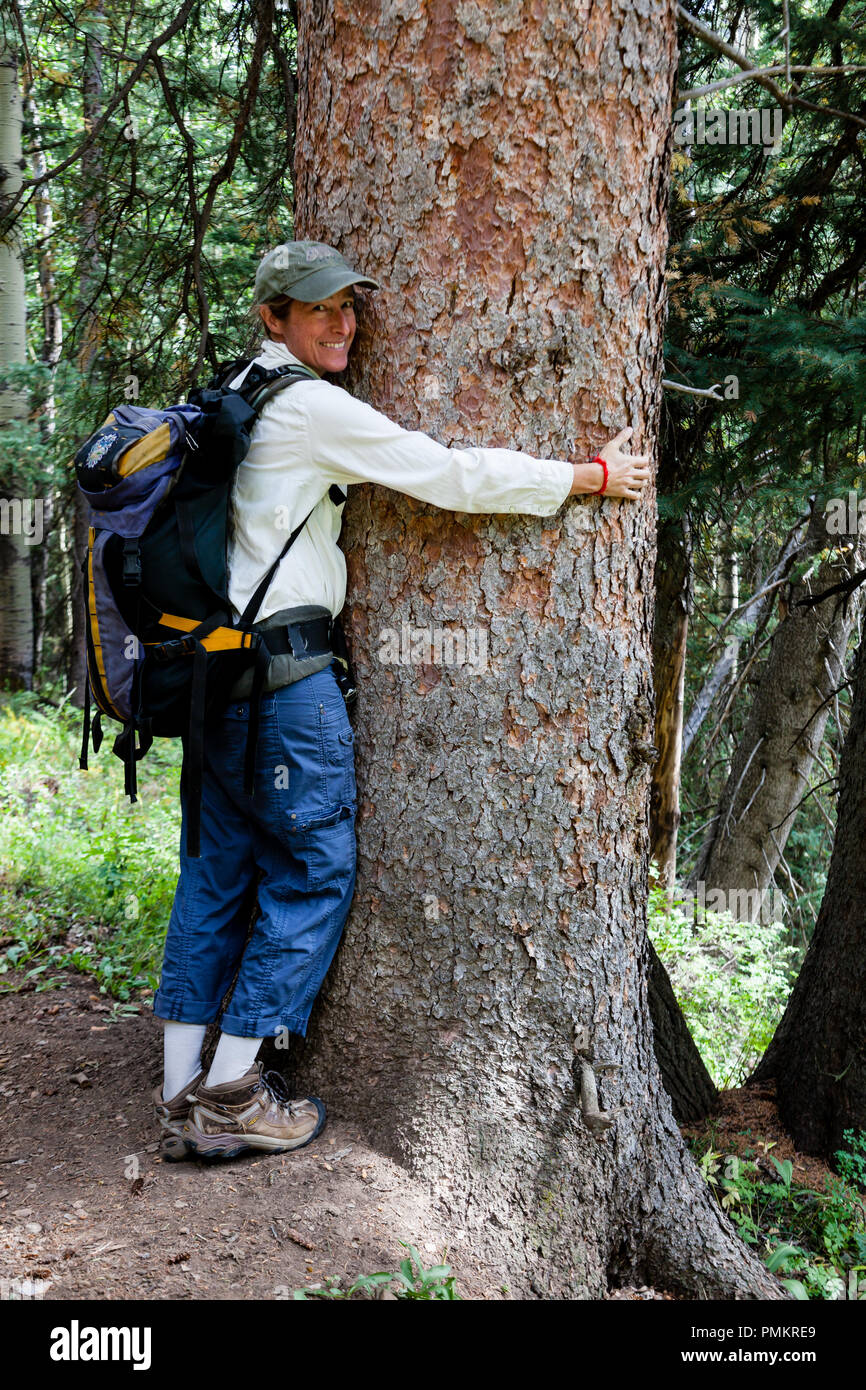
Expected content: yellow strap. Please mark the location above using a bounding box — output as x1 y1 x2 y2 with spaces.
117 421 172 477
146 612 256 654
87 528 125 721
157 614 202 633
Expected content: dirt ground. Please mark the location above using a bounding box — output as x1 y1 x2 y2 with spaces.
0 969 502 1301
4 968 823 1303
682 1084 841 1194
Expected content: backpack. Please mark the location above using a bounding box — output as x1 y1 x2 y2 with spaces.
74 357 349 856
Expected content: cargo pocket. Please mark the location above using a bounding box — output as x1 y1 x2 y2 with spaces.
337 728 356 805
318 697 356 809
288 802 356 890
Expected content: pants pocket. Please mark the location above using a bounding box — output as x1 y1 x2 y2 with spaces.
288 803 356 890
337 728 356 804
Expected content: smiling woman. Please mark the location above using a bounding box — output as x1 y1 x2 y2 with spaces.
151 237 650 1171
260 291 358 375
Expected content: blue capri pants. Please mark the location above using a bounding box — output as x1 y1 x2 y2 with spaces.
153 663 356 1038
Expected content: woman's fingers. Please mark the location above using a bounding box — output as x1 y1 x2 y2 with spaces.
611 448 650 464
592 430 654 498
610 426 634 448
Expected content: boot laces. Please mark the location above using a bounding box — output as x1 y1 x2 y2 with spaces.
258 1068 304 1117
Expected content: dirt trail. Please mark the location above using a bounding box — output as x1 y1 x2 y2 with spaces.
0 970 495 1300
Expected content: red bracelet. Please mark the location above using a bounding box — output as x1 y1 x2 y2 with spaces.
590 454 608 495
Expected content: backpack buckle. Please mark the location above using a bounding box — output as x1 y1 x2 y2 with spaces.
151 636 197 662
122 539 142 587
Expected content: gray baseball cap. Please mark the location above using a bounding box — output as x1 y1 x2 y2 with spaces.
254 240 380 304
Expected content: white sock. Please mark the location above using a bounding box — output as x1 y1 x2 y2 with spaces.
206 1033 263 1088
163 1021 208 1102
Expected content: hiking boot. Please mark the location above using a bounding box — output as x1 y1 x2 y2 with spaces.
153 1070 204 1162
182 1062 326 1162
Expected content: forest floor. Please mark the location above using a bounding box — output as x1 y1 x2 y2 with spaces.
0 967 835 1302
682 1087 840 1196
0 969 501 1301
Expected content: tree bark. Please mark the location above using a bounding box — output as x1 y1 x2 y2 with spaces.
750 633 866 1155
0 42 34 691
690 506 863 916
648 939 719 1125
289 0 782 1299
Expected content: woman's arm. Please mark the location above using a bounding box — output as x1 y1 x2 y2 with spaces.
570 428 651 499
288 383 650 515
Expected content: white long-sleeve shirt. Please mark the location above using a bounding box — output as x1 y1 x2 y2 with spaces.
226 337 575 622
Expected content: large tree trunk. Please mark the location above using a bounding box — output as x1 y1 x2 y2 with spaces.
289 0 781 1299
690 507 863 914
750 633 866 1155
0 42 34 691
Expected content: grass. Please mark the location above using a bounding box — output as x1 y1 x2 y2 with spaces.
0 690 181 1001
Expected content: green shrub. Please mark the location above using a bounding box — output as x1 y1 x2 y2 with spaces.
648 884 798 1087
0 691 181 1000
692 1132 866 1300
292 1243 460 1300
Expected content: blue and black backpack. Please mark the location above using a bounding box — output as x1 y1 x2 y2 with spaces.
74 358 351 856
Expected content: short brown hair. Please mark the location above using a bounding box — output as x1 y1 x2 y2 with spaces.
250 294 295 340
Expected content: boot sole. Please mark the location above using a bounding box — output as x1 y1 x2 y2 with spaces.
159 1133 192 1162
183 1098 327 1163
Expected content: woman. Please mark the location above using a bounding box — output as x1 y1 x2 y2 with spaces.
152 241 650 1161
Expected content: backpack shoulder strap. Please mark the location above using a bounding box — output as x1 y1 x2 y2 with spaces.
232 365 348 628
238 366 348 508
243 365 317 415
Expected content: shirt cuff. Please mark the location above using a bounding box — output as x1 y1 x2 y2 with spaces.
529 458 574 515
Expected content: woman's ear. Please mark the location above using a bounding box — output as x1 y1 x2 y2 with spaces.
259 304 279 341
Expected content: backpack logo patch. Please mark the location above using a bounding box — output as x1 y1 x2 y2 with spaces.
87 431 118 468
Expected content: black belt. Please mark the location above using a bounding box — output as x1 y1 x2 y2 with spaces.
258 615 333 659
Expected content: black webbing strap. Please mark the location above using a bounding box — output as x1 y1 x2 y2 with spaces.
178 610 232 858
244 640 272 798
238 504 321 628
79 677 91 771
244 366 317 413
112 720 153 804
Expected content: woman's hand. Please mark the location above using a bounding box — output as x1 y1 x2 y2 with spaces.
570 428 651 499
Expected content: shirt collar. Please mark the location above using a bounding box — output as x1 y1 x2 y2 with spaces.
257 337 320 378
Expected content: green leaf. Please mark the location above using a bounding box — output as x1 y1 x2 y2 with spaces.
765 1243 802 1273
770 1156 793 1189
780 1279 809 1301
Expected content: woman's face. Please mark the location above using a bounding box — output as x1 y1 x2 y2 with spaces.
275 290 357 374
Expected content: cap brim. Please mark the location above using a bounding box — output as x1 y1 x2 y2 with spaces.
288 267 381 302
